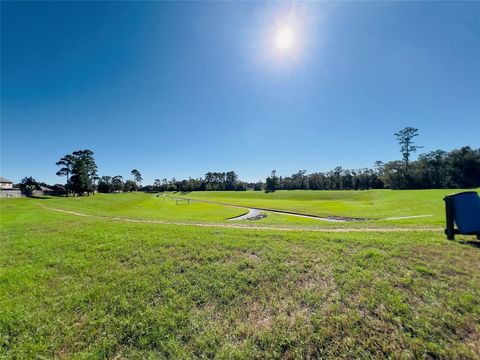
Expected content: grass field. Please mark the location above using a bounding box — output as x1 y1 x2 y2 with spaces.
21 192 246 223
1 191 480 358
183 189 478 227
10 189 478 229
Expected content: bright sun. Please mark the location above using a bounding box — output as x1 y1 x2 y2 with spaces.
275 27 294 50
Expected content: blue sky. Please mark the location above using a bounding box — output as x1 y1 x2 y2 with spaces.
1 1 479 184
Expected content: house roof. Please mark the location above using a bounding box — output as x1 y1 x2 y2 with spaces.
0 177 13 183
39 185 54 191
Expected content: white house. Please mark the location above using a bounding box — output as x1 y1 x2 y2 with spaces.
0 177 13 189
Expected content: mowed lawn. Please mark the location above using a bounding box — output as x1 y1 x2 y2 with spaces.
27 192 246 223
183 189 479 227
21 189 480 229
1 198 480 358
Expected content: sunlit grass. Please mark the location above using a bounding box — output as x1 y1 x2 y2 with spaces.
18 192 245 223
184 189 478 227
1 199 480 358
11 189 478 229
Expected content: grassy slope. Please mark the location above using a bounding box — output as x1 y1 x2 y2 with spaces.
10 189 478 229
1 199 480 358
21 192 245 223
184 189 479 227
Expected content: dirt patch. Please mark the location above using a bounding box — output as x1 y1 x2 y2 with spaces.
322 215 367 222
247 213 267 221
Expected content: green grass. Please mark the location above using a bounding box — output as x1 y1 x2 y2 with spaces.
183 189 479 227
16 189 478 229
1 197 480 358
19 192 245 223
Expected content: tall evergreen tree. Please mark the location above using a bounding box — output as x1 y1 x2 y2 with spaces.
131 169 143 188
265 170 278 193
56 150 98 196
55 154 75 197
394 127 423 185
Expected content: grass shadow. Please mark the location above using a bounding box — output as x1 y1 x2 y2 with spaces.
458 240 480 248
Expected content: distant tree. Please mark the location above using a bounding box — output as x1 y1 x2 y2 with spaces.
205 172 213 190
265 170 278 193
20 177 38 196
382 161 408 189
205 171 227 191
70 159 93 196
56 150 97 196
55 154 75 197
92 176 100 194
415 150 447 188
253 182 264 191
111 176 124 193
446 147 480 188
153 179 162 192
167 177 177 191
124 180 138 192
97 176 112 193
131 169 143 188
73 150 97 193
291 170 308 190
394 127 423 185
374 161 385 178
225 171 238 191
234 182 247 191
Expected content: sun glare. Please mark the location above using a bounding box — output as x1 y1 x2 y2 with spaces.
276 27 294 50
250 3 316 72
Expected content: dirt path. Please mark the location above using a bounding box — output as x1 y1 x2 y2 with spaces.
40 205 441 233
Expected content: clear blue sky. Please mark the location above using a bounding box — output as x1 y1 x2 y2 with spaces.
1 1 479 184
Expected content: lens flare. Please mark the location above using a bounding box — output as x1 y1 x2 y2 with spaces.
247 2 320 74
276 27 294 50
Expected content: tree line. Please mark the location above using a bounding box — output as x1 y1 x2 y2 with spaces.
144 172 249 193
260 127 479 191
46 128 479 196
263 146 480 192
143 128 479 192
96 170 143 193
140 145 479 193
